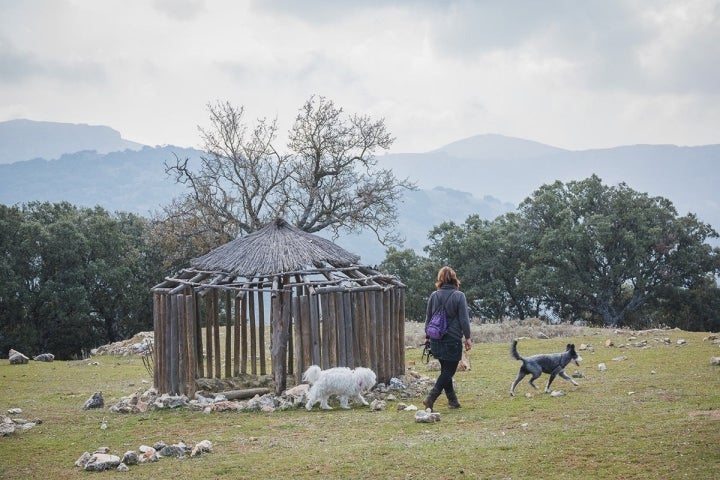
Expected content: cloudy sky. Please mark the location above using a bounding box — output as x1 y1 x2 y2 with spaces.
1 0 718 153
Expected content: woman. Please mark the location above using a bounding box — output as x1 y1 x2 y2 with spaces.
423 266 472 410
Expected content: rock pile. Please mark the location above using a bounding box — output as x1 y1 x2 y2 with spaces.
105 370 436 415
91 331 154 356
75 440 213 472
0 409 41 436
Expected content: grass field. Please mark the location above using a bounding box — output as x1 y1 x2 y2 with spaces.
1 324 719 479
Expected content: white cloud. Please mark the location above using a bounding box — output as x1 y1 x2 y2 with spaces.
0 0 718 152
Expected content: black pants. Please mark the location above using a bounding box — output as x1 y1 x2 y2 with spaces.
433 358 459 394
429 338 462 394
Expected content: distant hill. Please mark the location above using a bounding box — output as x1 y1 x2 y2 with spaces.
0 146 201 216
0 119 143 163
378 134 720 239
1 124 718 264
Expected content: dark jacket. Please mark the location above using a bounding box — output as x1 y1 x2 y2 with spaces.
425 285 471 341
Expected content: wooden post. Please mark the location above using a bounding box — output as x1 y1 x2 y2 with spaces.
225 291 232 378
319 293 331 370
205 293 213 379
194 290 203 379
257 286 266 375
292 296 302 381
271 280 288 394
368 290 381 380
185 292 197 396
163 294 171 393
300 295 312 369
396 288 406 379
335 291 347 366
212 290 221 378
233 295 241 376
310 292 321 366
169 293 179 395
249 291 257 375
177 291 186 395
241 292 248 374
152 293 161 391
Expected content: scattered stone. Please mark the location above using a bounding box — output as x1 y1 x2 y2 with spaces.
152 441 168 451
710 357 720 366
572 371 584 378
211 400 240 412
628 391 636 395
138 445 159 464
117 463 129 472
604 339 614 347
33 353 54 362
159 444 186 458
550 390 565 397
8 348 29 364
403 404 418 411
598 363 607 372
414 408 441 423
84 453 121 471
612 356 628 362
677 339 687 345
704 335 718 342
75 452 92 468
83 392 104 410
396 403 408 411
191 440 213 457
370 399 386 411
121 451 139 465
7 408 22 415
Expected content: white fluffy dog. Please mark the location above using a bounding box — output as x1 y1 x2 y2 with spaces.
303 365 377 410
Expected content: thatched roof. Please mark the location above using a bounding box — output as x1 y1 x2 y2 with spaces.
190 218 361 278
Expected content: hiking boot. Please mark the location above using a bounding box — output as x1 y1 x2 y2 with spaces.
423 387 441 411
446 391 461 409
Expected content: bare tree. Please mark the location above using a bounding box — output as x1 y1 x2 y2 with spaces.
158 95 415 261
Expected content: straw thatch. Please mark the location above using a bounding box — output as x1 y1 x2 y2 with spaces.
191 218 360 277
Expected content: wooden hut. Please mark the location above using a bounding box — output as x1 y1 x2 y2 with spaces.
151 218 406 396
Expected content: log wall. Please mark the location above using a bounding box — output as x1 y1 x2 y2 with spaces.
153 286 405 396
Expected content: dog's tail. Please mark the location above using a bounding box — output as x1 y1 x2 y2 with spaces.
510 339 524 361
302 365 322 385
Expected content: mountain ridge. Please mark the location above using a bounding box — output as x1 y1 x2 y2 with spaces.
0 119 144 164
2 120 718 264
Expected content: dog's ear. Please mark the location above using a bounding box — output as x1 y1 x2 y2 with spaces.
567 343 574 350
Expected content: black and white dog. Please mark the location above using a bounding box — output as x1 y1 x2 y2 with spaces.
509 340 582 396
